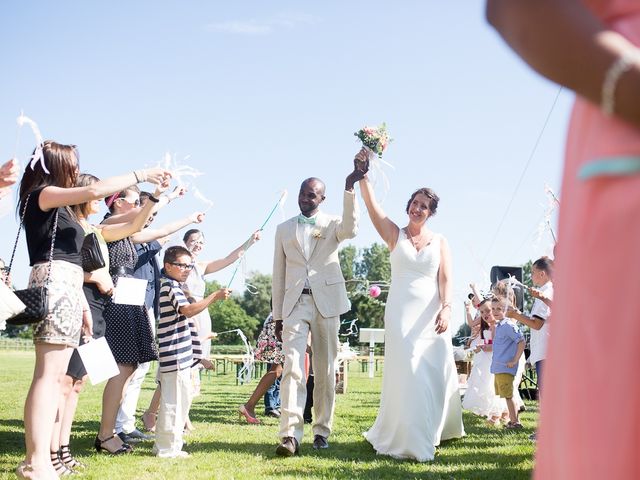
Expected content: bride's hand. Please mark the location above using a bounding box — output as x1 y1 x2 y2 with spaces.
435 308 450 334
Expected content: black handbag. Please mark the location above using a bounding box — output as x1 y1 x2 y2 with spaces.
81 231 105 272
5 193 58 326
11 286 49 325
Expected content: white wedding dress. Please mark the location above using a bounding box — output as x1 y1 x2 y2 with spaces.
363 231 465 462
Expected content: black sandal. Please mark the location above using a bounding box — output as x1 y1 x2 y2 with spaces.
50 451 74 476
59 445 85 470
94 434 133 455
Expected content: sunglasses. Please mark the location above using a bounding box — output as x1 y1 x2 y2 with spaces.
170 262 194 271
118 197 140 207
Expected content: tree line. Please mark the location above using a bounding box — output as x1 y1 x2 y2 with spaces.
4 245 534 346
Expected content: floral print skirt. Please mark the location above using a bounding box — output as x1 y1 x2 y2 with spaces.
254 314 284 365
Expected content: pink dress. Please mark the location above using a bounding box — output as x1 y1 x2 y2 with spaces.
535 2 640 479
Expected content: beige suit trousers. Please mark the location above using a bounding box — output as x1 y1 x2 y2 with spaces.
279 293 339 443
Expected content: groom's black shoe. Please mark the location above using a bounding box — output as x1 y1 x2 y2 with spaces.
312 435 329 450
276 436 299 457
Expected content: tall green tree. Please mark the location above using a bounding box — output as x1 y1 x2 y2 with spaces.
357 243 391 283
205 280 260 344
339 242 391 335
339 245 358 295
238 271 273 330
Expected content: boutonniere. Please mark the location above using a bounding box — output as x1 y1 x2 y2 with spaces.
312 229 324 239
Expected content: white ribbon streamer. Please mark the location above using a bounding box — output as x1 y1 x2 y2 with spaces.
215 328 255 384
363 146 394 203
17 113 48 174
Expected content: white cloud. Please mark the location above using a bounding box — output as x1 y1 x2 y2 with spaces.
206 12 319 35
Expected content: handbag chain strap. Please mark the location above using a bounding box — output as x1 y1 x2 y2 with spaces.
7 192 59 287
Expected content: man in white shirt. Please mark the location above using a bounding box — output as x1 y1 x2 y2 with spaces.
272 166 364 456
509 257 554 391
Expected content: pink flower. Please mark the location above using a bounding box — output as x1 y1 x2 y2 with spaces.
369 285 381 298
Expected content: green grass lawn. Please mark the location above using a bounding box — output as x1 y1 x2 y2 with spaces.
0 351 536 479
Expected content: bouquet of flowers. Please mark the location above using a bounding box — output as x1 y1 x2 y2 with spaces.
464 348 476 362
354 123 391 159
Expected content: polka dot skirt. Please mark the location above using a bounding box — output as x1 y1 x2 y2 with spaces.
103 237 158 365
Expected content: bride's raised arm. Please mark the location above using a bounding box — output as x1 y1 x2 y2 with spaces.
358 175 399 250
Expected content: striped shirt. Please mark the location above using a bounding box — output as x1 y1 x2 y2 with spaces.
157 276 202 373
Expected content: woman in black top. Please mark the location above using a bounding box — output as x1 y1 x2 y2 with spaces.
56 174 164 469
16 140 170 480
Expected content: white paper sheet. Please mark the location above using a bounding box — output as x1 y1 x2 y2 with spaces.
112 277 147 306
0 280 26 326
76 337 119 385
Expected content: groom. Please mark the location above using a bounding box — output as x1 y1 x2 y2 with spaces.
273 165 366 456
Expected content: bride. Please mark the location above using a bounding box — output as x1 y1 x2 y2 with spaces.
355 151 464 461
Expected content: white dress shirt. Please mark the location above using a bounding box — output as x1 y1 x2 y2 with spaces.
296 212 319 288
528 281 554 365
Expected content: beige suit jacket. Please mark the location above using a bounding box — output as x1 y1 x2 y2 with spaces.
272 190 358 320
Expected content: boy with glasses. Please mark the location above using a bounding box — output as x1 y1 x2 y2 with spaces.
153 246 230 457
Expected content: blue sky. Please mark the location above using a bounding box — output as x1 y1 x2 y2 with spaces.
0 1 571 330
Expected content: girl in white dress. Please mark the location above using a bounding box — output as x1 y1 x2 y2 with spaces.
356 151 465 462
462 301 507 424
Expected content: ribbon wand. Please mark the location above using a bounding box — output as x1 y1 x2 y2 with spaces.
226 251 246 289
226 190 288 289
259 189 288 230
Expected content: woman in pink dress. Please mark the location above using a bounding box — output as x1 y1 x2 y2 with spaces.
487 1 640 478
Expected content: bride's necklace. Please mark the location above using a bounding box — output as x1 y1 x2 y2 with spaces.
405 227 433 252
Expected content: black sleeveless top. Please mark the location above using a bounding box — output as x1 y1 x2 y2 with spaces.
23 187 84 267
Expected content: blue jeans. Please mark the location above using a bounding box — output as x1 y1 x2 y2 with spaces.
264 364 281 413
535 360 545 392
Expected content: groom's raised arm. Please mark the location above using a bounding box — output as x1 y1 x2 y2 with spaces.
335 166 365 242
336 189 358 242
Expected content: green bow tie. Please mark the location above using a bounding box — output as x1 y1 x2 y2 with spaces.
298 215 316 225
